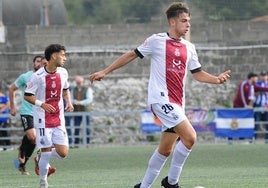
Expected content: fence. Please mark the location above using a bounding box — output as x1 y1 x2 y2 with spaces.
1 108 268 149
0 110 144 149
64 111 144 148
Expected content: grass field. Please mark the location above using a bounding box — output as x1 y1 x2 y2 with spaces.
0 143 268 188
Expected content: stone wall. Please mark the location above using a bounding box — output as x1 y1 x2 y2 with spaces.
191 21 268 45
1 21 268 82
1 21 268 144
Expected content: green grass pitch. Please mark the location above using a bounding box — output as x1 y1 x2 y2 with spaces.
0 143 267 188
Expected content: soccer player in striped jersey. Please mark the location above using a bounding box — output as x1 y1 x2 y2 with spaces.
9 55 56 176
90 2 231 188
24 44 74 188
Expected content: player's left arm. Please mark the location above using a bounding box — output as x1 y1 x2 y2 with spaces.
63 88 74 112
193 69 231 84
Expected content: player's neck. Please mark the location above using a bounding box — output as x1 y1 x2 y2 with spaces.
167 31 181 41
45 64 57 74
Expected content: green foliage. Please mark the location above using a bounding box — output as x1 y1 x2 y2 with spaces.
216 98 232 108
63 0 171 24
120 0 164 23
195 0 268 21
63 0 268 24
108 136 115 142
63 0 88 24
146 135 160 142
106 119 113 125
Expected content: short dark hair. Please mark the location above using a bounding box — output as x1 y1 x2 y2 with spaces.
247 72 258 79
45 44 66 61
260 71 268 76
166 2 190 20
32 55 43 62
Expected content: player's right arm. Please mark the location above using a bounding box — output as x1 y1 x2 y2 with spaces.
8 83 18 116
24 93 56 113
89 50 138 83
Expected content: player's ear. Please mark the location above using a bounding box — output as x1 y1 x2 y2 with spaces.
51 53 57 60
169 18 175 26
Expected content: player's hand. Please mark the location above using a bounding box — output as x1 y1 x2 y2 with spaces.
65 103 74 112
41 103 56 113
9 107 17 116
217 70 231 84
89 71 106 83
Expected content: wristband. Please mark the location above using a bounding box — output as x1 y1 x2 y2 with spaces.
35 100 43 107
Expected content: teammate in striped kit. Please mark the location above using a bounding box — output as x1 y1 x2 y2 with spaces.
90 2 231 188
24 44 74 188
9 55 56 176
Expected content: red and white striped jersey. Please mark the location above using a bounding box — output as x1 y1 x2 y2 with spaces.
135 32 201 110
25 67 69 128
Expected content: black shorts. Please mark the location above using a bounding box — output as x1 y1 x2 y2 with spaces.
20 115 34 131
164 127 176 133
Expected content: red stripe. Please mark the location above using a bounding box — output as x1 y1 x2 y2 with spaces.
45 73 61 128
165 40 187 105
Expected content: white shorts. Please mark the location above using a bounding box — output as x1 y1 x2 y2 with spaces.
35 126 69 149
151 103 187 132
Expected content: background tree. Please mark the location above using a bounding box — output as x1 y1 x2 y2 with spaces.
195 0 268 21
63 0 171 24
63 0 268 24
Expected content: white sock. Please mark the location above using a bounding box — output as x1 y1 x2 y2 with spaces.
140 150 167 188
51 148 63 159
39 152 51 181
167 141 191 185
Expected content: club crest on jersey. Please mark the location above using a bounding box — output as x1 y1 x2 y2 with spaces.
52 81 56 88
174 48 180 57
